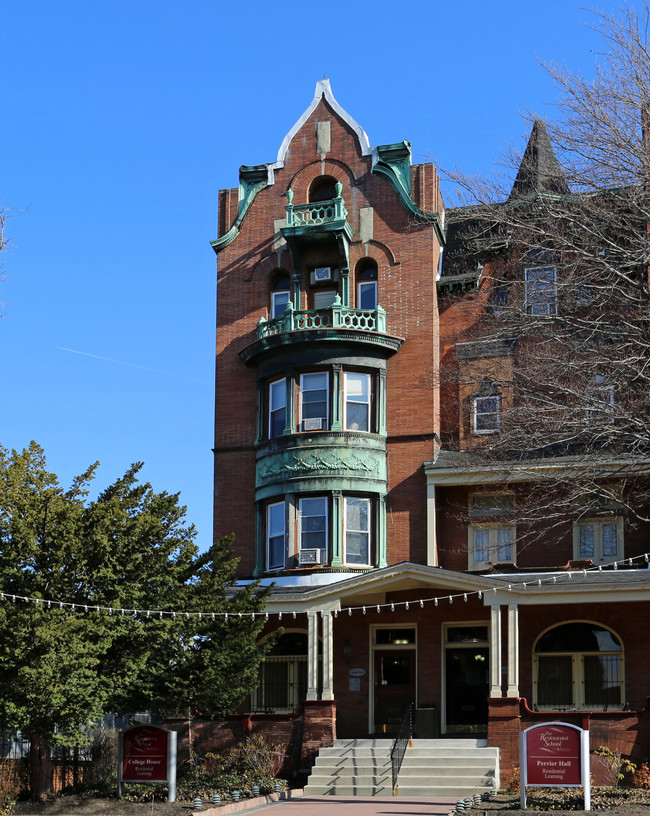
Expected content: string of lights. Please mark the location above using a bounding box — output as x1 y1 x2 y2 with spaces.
1 552 648 620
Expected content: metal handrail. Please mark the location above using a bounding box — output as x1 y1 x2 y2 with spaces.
390 702 414 794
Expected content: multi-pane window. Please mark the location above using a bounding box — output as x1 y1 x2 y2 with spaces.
525 266 557 315
268 378 286 438
299 497 328 558
586 374 615 423
344 497 370 565
344 372 371 432
472 394 501 434
266 502 285 571
534 622 623 711
574 517 622 564
300 372 329 431
470 526 514 568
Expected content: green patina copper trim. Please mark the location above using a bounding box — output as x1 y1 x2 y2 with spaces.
240 326 403 366
255 433 387 500
211 164 268 253
372 141 445 244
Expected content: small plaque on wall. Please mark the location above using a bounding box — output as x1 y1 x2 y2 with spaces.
349 677 361 691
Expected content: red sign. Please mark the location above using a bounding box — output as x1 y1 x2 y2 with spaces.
121 726 169 782
525 724 582 786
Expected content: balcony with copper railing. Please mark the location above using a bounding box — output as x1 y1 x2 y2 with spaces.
282 184 353 240
257 297 386 339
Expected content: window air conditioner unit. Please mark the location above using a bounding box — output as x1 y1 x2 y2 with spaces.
303 417 323 431
299 548 321 565
314 266 332 281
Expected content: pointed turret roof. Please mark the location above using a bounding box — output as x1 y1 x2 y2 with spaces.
508 119 570 201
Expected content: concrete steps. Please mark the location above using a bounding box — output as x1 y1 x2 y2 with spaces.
304 738 499 798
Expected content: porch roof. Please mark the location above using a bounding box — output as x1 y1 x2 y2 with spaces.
244 561 650 613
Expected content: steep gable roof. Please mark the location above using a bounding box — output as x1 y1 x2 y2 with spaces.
508 119 570 201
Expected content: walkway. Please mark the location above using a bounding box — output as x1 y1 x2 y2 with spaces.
243 795 457 816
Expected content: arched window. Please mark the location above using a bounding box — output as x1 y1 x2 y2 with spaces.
270 271 291 319
309 176 338 203
356 259 378 310
534 622 623 711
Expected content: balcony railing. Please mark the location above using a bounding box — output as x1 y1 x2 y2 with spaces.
285 184 348 228
258 297 387 339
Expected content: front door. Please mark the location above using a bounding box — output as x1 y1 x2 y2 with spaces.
444 625 489 734
373 650 415 734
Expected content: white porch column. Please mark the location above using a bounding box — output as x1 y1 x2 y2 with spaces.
507 603 520 697
426 482 438 566
306 612 319 701
490 605 502 697
321 611 334 700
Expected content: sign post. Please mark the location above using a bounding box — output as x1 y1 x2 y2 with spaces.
118 725 177 802
520 722 590 810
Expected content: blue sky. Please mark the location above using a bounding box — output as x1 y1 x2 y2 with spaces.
3 1 624 551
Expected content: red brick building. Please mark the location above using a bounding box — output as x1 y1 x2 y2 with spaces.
210 81 650 778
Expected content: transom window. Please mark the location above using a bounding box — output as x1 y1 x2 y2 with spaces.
525 266 557 316
344 372 371 432
534 622 624 711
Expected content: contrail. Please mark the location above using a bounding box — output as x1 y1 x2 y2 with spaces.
56 346 211 385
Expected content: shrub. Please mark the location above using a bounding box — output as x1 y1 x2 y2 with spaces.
0 758 27 815
593 745 636 788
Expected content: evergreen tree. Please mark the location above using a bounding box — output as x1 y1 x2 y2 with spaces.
0 442 270 799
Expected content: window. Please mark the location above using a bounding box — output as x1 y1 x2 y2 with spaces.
472 394 501 434
525 266 557 315
586 375 614 423
470 492 515 517
299 372 329 431
268 378 286 438
357 262 378 310
299 497 328 558
270 273 291 318
534 622 624 711
469 525 514 569
492 284 509 315
344 372 371 431
251 632 311 713
573 517 622 564
267 502 286 571
344 497 370 565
